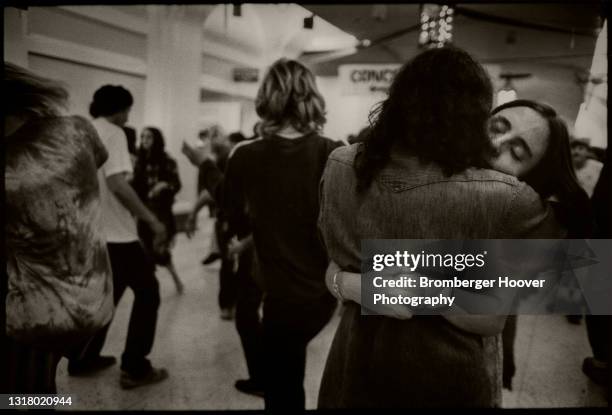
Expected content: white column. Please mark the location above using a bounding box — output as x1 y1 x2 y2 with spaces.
575 20 607 149
144 5 214 206
4 7 28 67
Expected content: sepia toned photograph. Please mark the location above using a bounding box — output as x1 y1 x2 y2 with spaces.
3 1 609 411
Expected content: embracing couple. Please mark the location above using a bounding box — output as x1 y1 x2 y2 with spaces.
317 46 591 408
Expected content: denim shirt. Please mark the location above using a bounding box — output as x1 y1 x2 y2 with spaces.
317 144 562 408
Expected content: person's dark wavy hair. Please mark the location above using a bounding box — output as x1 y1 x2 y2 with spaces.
491 100 592 238
138 126 166 163
89 85 133 118
354 46 494 191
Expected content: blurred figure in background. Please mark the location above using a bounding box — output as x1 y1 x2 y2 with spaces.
4 63 113 393
183 128 265 398
189 130 247 320
132 127 184 294
195 129 217 261
572 138 604 197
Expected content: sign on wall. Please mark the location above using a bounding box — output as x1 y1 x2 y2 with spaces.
233 67 259 83
339 64 401 95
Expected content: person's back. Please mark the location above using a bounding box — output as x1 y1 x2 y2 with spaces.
6 115 113 347
221 57 343 409
320 144 553 267
4 64 114 394
92 117 139 243
228 131 342 303
317 144 557 408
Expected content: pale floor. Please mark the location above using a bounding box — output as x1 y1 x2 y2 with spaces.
56 217 608 410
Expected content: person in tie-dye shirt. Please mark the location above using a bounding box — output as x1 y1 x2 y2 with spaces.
4 63 113 393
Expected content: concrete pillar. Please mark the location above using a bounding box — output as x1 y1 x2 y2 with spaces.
4 7 29 67
144 5 215 206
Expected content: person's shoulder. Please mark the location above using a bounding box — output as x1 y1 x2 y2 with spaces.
462 167 522 187
26 115 83 131
457 167 540 205
91 117 123 137
65 114 91 127
327 142 359 167
21 115 96 143
311 133 344 149
229 137 263 159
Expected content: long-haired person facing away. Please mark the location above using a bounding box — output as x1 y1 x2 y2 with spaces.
132 127 183 294
4 63 113 393
317 47 562 408
219 58 343 409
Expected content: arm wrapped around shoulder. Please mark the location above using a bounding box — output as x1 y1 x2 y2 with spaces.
503 181 565 239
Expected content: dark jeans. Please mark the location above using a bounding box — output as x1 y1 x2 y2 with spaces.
219 258 237 310
216 219 237 310
263 294 336 410
502 315 517 390
586 315 610 363
71 241 161 376
234 247 263 382
3 336 61 393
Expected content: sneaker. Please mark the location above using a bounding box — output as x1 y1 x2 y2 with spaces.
235 379 264 397
68 356 117 376
220 307 235 321
582 357 609 386
120 367 169 390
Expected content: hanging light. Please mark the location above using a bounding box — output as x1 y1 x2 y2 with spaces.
497 79 517 105
497 73 531 105
304 14 314 29
419 4 455 49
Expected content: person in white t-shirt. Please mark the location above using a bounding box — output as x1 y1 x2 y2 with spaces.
67 85 169 389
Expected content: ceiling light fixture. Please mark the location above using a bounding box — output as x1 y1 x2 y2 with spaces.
497 73 531 105
418 3 454 49
304 14 314 30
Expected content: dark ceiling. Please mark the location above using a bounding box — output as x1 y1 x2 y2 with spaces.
301 3 605 75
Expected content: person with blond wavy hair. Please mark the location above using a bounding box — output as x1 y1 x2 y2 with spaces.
183 58 342 409
254 58 327 137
